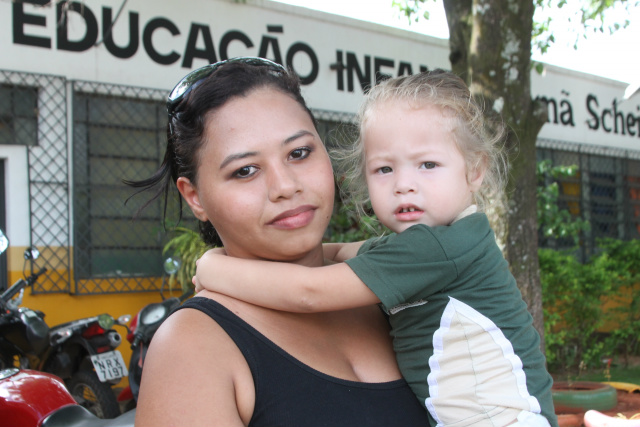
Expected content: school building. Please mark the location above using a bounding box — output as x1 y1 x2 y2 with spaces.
1 0 638 368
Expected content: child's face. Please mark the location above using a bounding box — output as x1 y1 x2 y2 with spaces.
363 100 484 233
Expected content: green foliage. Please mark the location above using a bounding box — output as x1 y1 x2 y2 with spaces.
536 159 590 244
536 159 594 373
162 227 210 294
541 240 640 373
392 0 435 23
326 202 388 243
540 247 614 372
537 160 640 373
532 0 637 52
597 238 640 365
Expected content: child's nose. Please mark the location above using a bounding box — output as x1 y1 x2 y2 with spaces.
394 171 417 194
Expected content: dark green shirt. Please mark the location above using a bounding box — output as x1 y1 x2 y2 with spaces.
346 213 557 427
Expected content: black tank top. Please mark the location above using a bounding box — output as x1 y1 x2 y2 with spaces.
177 297 429 427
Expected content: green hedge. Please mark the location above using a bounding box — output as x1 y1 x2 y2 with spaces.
541 239 640 373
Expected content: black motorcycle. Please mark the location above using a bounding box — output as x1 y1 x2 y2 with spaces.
0 230 131 419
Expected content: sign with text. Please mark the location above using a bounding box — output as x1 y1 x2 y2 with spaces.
1 0 637 151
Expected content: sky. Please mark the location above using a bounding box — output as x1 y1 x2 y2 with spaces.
270 0 639 86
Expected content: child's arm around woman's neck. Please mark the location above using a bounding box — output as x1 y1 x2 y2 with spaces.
194 249 380 312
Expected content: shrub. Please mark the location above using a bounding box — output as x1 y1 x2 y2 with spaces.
540 247 614 372
597 238 640 366
539 234 640 373
162 226 209 294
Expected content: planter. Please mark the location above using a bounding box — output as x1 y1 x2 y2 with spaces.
553 381 618 414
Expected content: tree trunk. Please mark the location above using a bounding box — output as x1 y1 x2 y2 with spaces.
443 0 548 350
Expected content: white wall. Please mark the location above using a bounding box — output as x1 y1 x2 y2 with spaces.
1 146 30 246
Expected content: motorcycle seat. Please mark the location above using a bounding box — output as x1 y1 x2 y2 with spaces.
41 404 136 427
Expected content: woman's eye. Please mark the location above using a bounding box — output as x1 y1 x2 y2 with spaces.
377 166 393 174
421 162 436 169
289 147 312 160
233 165 258 178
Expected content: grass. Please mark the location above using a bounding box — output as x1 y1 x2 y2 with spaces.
551 361 640 386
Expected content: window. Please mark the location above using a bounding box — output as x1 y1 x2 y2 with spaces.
73 92 167 279
0 84 38 146
537 144 639 258
626 159 640 239
588 156 620 240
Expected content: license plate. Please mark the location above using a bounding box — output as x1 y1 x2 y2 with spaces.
90 350 128 382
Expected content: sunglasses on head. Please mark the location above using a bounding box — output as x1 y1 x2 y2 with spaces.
166 56 287 117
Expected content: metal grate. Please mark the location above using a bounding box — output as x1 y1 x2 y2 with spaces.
0 70 71 294
71 81 174 294
537 138 640 259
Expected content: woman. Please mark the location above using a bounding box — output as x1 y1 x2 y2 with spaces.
131 57 430 427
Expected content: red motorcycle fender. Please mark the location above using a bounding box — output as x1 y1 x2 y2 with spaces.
0 368 76 427
117 385 133 402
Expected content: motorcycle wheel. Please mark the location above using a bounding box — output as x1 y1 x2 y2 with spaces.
66 370 121 419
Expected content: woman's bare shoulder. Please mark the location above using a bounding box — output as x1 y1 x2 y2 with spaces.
156 304 219 339
134 304 255 426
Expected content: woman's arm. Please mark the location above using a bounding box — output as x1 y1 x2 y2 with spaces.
134 308 254 426
193 250 380 312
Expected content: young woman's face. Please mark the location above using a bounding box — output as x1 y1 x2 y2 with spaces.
178 88 335 264
364 100 484 233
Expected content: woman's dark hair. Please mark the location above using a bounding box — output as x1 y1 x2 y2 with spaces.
126 59 317 246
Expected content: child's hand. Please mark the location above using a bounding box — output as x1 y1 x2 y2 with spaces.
192 248 227 293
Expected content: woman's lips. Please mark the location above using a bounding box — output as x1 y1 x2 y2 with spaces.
269 205 316 229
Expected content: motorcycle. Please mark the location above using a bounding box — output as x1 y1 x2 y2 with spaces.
117 257 192 409
0 366 135 427
0 229 131 419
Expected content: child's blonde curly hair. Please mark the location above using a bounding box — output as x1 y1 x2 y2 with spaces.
333 69 508 225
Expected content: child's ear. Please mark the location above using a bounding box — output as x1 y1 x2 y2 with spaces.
468 163 486 192
176 177 208 222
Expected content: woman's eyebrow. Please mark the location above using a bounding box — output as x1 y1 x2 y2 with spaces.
283 130 314 145
219 130 314 169
220 151 257 170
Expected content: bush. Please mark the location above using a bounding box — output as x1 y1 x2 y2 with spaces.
536 160 640 374
162 226 209 294
541 239 640 374
540 247 613 372
597 238 640 366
